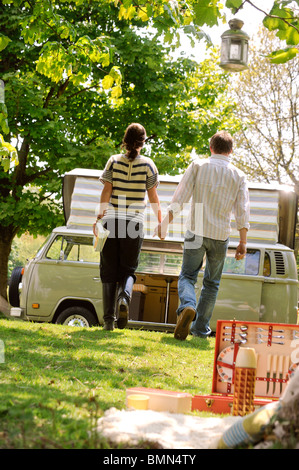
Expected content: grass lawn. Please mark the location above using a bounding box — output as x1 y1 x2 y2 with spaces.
0 317 216 449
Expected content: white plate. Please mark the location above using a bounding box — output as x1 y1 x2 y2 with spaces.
217 346 235 383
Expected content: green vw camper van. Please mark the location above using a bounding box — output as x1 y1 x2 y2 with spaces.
8 168 298 331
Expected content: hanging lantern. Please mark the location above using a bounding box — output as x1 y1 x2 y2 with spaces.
220 19 249 72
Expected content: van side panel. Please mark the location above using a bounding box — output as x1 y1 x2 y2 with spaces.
204 275 263 331
26 259 102 320
260 281 298 324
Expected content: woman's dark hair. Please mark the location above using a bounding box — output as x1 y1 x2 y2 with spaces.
122 123 146 161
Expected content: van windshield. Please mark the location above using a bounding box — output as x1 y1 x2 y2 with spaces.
45 235 99 263
34 234 52 258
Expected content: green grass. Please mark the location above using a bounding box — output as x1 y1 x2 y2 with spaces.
0 317 216 449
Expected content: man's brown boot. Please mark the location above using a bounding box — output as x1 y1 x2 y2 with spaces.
174 307 196 340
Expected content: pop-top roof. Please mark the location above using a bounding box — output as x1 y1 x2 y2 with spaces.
63 168 295 245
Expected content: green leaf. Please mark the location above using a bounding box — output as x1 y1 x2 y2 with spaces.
263 5 299 46
276 21 299 45
111 84 122 98
1 157 10 171
164 31 173 44
102 75 114 89
267 47 299 63
101 53 110 67
0 134 18 171
193 1 222 27
225 0 243 11
0 34 11 52
0 102 9 134
109 66 122 84
137 8 149 22
263 5 293 32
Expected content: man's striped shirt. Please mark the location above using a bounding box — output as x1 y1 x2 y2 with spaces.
168 154 250 241
100 154 159 222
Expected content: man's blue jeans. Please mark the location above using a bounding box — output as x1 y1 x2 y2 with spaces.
177 232 229 338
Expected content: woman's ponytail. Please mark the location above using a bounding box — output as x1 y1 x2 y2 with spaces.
122 123 146 161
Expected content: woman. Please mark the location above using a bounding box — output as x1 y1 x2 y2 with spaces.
93 123 161 330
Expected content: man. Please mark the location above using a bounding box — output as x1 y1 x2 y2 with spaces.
154 131 250 340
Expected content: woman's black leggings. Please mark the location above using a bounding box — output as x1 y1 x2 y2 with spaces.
100 218 144 283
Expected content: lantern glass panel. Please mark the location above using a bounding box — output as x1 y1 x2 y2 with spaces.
230 41 241 60
220 39 229 61
243 42 248 62
221 39 230 62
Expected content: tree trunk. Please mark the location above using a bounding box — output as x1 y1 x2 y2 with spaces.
0 225 17 303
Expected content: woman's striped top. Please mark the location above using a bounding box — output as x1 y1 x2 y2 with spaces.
100 154 159 222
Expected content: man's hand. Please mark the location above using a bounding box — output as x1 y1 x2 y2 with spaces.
153 221 168 240
235 242 246 260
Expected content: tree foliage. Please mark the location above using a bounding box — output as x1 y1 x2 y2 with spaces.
231 28 299 196
0 0 298 303
0 0 241 300
105 0 299 62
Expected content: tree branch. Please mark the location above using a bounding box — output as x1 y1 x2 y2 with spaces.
67 84 99 99
244 0 299 34
57 77 70 98
13 136 31 191
43 87 55 109
24 167 52 185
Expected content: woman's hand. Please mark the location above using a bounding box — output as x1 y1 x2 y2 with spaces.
93 213 104 236
93 222 98 237
153 220 168 240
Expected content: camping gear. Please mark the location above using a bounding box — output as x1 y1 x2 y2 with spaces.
192 320 299 414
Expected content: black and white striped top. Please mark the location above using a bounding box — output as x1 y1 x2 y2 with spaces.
100 154 159 222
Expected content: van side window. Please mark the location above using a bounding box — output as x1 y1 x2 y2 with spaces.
222 249 260 275
138 252 183 275
263 252 271 277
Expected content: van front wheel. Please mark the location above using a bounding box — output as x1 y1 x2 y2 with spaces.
55 307 98 327
8 267 23 307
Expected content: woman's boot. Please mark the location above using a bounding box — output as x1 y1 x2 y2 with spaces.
116 275 135 329
102 283 117 330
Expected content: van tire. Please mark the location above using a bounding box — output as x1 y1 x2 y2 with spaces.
8 267 23 307
55 306 98 327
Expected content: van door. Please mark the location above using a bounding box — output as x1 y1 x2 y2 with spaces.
26 235 101 320
202 248 264 330
260 250 298 324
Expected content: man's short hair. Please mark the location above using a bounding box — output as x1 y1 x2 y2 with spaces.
210 131 233 155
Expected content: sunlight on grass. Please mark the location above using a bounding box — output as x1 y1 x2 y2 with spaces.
0 318 216 448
